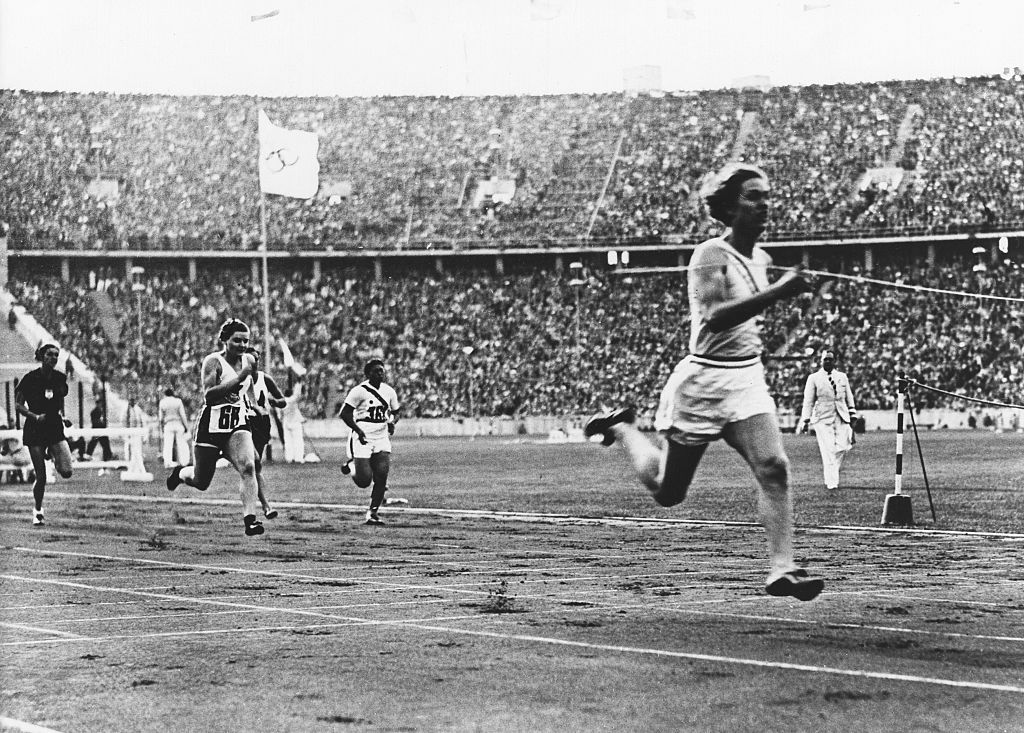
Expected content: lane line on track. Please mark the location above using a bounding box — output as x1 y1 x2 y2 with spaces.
7 546 695 596
8 574 1024 647
390 624 1024 695
9 545 1023 621
6 572 1024 694
13 570 1016 697
11 545 1023 617
0 574 482 635
5 490 1024 539
0 617 482 647
0 621 90 639
0 716 65 733
6 548 1024 651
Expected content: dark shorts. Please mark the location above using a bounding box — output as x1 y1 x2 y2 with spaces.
249 414 272 458
22 415 66 448
193 403 251 456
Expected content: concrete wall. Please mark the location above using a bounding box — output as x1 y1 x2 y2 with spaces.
305 415 586 440
303 409 1023 439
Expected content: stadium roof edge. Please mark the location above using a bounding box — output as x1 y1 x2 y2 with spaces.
6 231 1024 261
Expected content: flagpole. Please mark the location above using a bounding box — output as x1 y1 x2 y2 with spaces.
259 189 272 363
250 12 277 366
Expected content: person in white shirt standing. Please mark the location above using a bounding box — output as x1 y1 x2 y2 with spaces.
340 359 401 525
158 387 190 469
280 379 307 463
123 394 147 473
800 350 858 491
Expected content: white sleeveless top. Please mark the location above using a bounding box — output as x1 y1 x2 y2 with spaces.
248 371 272 416
202 352 250 434
688 236 770 360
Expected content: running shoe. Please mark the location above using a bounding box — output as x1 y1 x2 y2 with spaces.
584 407 636 446
766 569 824 602
243 515 265 536
166 465 183 492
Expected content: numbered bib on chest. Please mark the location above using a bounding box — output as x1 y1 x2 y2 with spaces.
210 402 245 433
365 403 388 423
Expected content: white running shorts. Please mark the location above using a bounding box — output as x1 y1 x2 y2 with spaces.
655 354 777 445
348 431 392 459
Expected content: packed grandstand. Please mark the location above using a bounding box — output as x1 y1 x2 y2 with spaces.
2 76 1022 423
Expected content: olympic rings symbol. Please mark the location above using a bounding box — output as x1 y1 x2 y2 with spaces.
263 147 300 173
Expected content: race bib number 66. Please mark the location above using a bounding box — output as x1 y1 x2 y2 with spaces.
211 404 242 433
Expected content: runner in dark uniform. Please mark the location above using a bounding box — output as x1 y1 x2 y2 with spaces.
15 343 74 525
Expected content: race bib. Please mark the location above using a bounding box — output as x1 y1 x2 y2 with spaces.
210 403 244 433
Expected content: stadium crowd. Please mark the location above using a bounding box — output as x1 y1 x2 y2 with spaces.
8 254 1021 424
4 74 1022 425
3 76 1023 252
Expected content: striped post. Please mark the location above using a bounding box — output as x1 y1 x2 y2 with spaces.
882 374 914 525
893 386 905 495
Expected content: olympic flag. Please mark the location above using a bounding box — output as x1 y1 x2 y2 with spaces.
257 110 320 199
279 337 308 377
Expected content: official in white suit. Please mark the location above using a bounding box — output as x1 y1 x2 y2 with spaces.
800 350 858 490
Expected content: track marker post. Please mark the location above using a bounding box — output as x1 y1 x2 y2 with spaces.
905 382 937 522
121 427 154 483
882 373 914 526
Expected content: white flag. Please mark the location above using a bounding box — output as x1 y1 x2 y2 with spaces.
279 337 308 377
258 110 319 199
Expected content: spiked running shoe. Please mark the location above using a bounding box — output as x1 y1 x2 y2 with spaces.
365 510 384 526
766 569 824 602
32 511 45 526
166 465 183 492
584 407 636 446
243 515 265 536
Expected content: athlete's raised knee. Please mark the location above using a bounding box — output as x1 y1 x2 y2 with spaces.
753 453 790 487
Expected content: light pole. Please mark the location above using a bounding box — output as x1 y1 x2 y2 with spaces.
568 261 586 354
462 345 475 417
130 266 145 368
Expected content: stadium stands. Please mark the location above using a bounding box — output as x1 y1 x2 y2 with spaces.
3 76 1022 423
2 76 1023 251
8 255 1021 422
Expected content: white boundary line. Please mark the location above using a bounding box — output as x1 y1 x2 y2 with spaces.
7 546 690 591
0 621 88 639
10 544 1024 610
6 490 1024 539
0 717 65 733
9 570 1024 646
5 547 1024 695
9 545 1024 623
395 625 1024 694
0 574 485 635
5 572 1024 695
